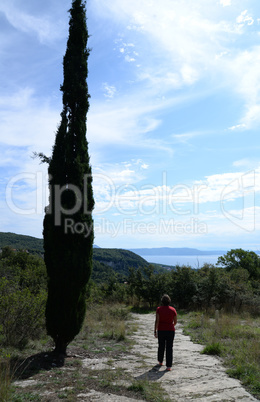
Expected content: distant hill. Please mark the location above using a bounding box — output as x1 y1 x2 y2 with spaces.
0 232 44 254
93 248 148 276
0 232 149 280
130 247 226 256
0 232 101 254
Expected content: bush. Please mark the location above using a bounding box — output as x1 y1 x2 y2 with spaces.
0 278 46 349
201 342 222 356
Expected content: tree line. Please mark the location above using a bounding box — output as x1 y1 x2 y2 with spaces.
89 248 260 315
0 246 259 350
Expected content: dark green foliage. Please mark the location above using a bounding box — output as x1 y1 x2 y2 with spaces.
201 342 222 356
217 249 260 280
169 266 197 309
0 249 47 348
127 265 169 307
126 260 260 313
93 248 148 276
91 260 119 283
44 0 94 354
0 278 46 349
1 232 259 316
0 247 47 292
0 232 44 254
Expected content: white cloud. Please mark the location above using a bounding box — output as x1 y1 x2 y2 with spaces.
172 131 208 144
92 0 260 133
102 83 117 98
141 163 149 170
114 39 137 64
228 123 246 131
0 89 59 150
242 104 260 127
180 65 198 85
220 0 231 7
236 10 254 26
87 92 176 154
125 55 135 62
233 159 260 170
221 46 260 129
215 51 228 60
0 3 66 44
91 166 260 220
93 0 236 89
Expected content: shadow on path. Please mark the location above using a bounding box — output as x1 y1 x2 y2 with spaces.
134 365 168 381
10 351 65 381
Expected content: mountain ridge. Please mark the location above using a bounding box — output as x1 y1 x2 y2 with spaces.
0 232 150 280
129 247 227 256
0 232 227 256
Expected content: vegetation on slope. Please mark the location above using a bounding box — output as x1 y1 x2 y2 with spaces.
0 232 44 254
184 311 260 398
92 248 148 276
0 237 260 399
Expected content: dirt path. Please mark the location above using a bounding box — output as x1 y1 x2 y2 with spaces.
73 313 258 401
125 313 259 401
14 313 259 401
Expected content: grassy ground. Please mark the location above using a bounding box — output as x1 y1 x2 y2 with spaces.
0 303 169 402
182 311 260 400
1 305 259 401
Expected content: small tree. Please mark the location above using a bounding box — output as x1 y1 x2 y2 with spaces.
44 0 94 354
217 249 260 280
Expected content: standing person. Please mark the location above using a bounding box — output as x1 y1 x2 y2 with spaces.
154 294 177 371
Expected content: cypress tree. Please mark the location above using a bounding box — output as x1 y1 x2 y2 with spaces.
44 0 94 355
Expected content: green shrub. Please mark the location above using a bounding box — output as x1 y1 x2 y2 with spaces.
201 342 222 356
128 380 170 401
0 278 46 348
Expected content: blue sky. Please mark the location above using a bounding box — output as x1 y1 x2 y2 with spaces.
0 0 260 251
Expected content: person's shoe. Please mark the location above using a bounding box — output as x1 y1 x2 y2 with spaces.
158 362 163 366
166 367 172 371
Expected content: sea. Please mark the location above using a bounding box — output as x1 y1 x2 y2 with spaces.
139 254 223 269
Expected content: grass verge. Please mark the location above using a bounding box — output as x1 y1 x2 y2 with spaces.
3 303 166 401
0 357 12 402
183 311 260 399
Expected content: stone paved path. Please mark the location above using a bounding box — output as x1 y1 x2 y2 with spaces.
79 313 258 401
14 312 259 401
123 313 258 401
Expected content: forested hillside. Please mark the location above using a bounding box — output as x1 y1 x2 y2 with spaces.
1 237 260 350
93 248 148 276
0 232 149 280
0 232 44 254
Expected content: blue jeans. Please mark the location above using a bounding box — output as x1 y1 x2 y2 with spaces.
158 330 175 367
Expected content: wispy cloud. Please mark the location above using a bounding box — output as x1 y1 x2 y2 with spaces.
236 10 254 26
102 83 116 98
220 0 231 7
92 165 260 216
93 0 260 133
233 159 260 170
0 89 59 150
228 123 246 131
87 92 176 155
172 131 208 143
0 3 66 44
